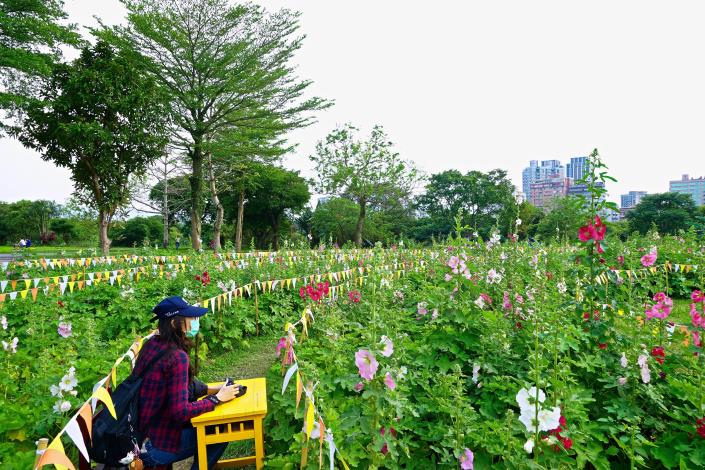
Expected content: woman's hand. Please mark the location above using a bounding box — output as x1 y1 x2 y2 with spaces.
215 384 238 403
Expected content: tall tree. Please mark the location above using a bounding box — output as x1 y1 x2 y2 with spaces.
415 169 517 240
107 0 330 250
310 124 418 246
627 192 703 235
18 40 170 254
0 0 80 133
241 164 309 250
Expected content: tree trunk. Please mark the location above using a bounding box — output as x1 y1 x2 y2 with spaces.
207 152 224 252
235 190 245 251
354 199 366 247
189 139 204 250
98 209 111 255
163 158 169 248
272 215 281 250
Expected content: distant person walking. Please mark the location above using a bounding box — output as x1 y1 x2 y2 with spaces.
25 239 32 248
175 237 181 250
19 239 26 248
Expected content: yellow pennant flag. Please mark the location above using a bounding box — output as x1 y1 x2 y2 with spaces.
305 398 315 440
91 386 117 419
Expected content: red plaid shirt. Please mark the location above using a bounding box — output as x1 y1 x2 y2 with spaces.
135 337 215 452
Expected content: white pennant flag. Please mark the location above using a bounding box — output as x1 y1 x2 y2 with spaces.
33 278 40 288
59 282 67 295
326 429 336 470
0 280 7 292
281 363 299 394
65 416 90 460
0 262 7 272
9 291 18 300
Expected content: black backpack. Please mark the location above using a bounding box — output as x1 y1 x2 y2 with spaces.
89 347 171 465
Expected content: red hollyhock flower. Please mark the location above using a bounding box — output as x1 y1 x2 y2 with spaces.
598 342 608 350
562 437 573 450
617 255 625 265
651 346 666 365
299 287 306 299
348 290 361 303
697 418 705 438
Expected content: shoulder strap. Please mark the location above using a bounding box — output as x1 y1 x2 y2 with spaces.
134 347 173 380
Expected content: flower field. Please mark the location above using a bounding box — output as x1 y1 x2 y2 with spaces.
2 228 705 469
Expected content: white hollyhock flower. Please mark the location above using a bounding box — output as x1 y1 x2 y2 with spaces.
516 387 545 411
53 399 71 414
524 438 534 454
474 296 485 309
620 353 628 368
59 373 77 391
519 408 538 433
537 406 561 432
50 384 63 397
379 336 394 357
1 316 6 330
557 280 567 294
472 364 481 384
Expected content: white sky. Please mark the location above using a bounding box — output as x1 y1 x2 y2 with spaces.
2 0 705 205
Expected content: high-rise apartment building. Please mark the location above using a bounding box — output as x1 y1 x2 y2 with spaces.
669 175 705 206
522 160 565 205
529 177 570 209
566 156 589 182
620 191 647 209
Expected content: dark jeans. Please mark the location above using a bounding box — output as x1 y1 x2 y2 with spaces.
141 427 227 470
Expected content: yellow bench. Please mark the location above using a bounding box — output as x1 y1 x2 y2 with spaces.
191 378 267 469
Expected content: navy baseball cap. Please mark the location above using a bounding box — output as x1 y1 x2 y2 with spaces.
152 296 208 320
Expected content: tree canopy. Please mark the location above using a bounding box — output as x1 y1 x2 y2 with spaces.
18 40 170 253
627 192 704 235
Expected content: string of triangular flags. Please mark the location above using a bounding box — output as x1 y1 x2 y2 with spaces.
595 262 699 285
1 254 190 273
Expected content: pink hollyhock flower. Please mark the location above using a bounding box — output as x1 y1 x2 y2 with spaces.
480 293 492 305
58 322 72 338
384 372 396 390
617 255 625 265
641 251 657 267
354 382 364 392
275 337 287 357
444 273 452 282
459 448 474 469
299 287 306 299
348 290 361 303
447 256 460 272
591 216 606 241
417 302 428 317
578 225 592 242
692 307 705 328
502 292 513 311
355 349 378 380
646 292 673 320
693 331 702 348
515 293 524 304
692 290 705 303
431 309 439 320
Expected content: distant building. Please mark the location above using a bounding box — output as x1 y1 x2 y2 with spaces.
522 160 565 205
620 191 647 209
567 182 605 200
529 177 570 210
670 174 705 206
566 156 589 182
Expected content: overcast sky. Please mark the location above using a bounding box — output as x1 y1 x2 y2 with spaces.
2 0 704 205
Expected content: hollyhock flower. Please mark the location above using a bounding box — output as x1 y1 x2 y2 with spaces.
354 382 364 392
58 322 72 338
693 290 705 303
516 387 546 410
2 337 18 353
692 306 705 328
275 337 287 357
480 293 492 305
651 346 665 365
299 287 306 298
641 251 657 267
598 343 608 350
459 448 474 469
578 225 593 242
380 336 394 357
487 269 503 284
503 292 512 311
524 438 535 454
618 377 627 386
472 364 481 384
537 407 562 432
474 296 485 309
59 373 78 391
417 302 428 317
620 353 628 368
444 273 452 282
557 281 567 294
617 255 625 265
53 399 72 414
696 418 705 439
384 372 396 390
355 349 378 380
638 355 650 383
50 384 63 397
0 316 6 330
447 256 460 273
348 290 361 303
694 331 702 348
562 438 573 450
